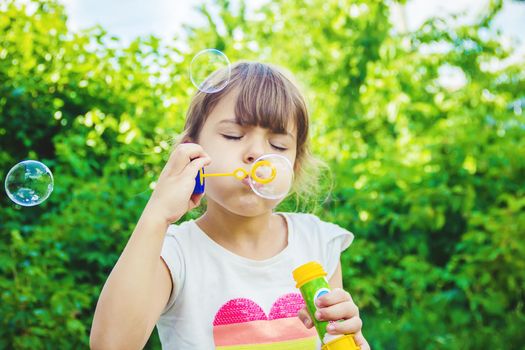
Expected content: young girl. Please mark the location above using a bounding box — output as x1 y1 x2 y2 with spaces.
90 62 369 349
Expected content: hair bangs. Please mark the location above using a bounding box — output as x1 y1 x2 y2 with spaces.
233 63 296 135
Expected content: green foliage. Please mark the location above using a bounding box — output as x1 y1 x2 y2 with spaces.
1 0 523 348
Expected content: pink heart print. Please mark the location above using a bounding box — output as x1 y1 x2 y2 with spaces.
213 292 306 325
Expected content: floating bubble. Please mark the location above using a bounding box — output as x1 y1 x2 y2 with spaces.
5 160 54 206
248 154 294 200
189 49 231 93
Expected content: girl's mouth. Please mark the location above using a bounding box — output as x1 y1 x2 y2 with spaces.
242 176 266 191
241 176 251 187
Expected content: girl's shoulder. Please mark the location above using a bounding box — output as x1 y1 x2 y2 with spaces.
283 212 354 278
281 212 318 230
165 220 200 244
166 219 193 235
281 212 354 242
282 212 343 230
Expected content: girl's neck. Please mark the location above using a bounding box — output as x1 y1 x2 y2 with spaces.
195 204 288 261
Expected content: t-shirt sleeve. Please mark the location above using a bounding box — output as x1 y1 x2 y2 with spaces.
160 226 186 314
315 216 354 280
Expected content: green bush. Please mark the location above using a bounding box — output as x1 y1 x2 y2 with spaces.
1 0 523 348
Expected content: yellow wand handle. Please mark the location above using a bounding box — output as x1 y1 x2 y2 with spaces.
201 160 276 184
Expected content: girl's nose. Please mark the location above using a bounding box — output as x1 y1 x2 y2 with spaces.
243 140 266 164
244 151 263 164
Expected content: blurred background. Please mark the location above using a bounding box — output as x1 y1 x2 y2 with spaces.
1 0 524 348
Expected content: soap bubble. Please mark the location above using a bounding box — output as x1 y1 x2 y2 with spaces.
5 160 54 206
189 49 231 93
249 154 294 199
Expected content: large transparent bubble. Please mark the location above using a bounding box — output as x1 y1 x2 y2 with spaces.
5 160 54 206
189 49 231 94
248 154 294 199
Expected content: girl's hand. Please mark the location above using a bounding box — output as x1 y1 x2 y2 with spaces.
297 288 370 350
144 143 211 225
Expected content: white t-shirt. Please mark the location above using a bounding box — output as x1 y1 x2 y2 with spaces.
156 212 354 349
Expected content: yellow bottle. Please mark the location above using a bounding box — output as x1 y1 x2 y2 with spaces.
293 262 360 350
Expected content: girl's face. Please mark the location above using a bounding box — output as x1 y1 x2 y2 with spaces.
195 90 298 217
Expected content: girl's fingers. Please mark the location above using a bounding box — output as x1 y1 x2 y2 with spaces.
297 306 314 329
315 288 354 308
188 192 204 210
166 143 209 175
315 300 358 321
182 156 211 178
325 316 362 335
354 331 370 350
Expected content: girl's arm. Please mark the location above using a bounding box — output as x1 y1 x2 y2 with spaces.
90 214 173 349
90 144 211 349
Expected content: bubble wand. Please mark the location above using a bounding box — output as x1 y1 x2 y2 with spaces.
193 154 292 199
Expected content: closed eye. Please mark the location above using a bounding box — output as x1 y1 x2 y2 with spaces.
271 144 288 151
222 134 242 140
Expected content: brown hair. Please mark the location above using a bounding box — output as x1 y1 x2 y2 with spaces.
180 61 328 205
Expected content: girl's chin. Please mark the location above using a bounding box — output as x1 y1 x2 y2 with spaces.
205 188 279 214
228 195 278 215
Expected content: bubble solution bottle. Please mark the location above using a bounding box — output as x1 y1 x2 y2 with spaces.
293 261 360 350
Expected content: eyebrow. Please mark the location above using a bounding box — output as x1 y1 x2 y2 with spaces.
218 119 240 126
217 119 295 140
